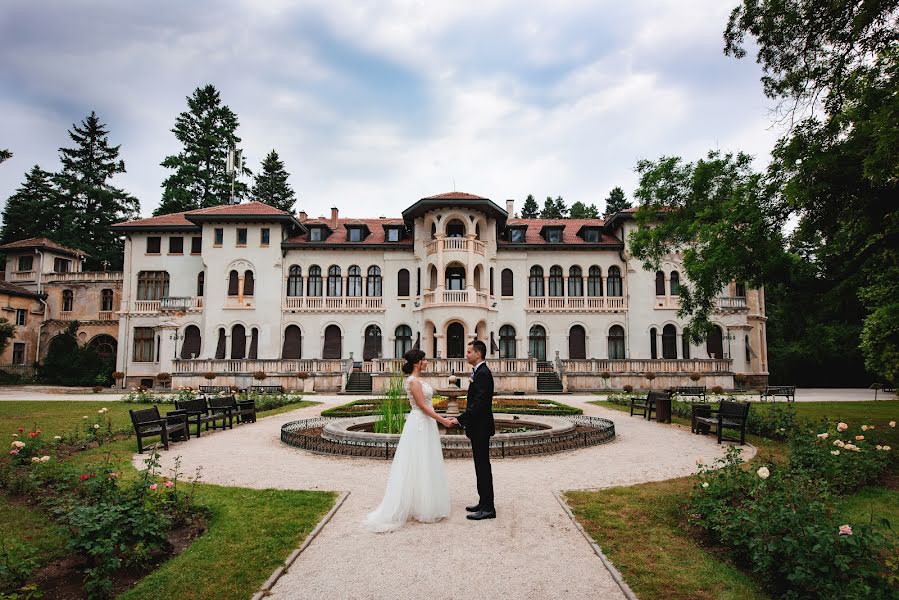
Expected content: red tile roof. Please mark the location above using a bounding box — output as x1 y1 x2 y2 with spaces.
502 219 619 245
112 212 195 229
0 237 88 257
0 280 43 298
284 218 409 246
422 191 489 200
113 202 290 229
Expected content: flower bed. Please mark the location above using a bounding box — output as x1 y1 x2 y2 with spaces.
321 397 582 417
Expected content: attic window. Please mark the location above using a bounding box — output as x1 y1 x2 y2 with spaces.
347 227 364 242
309 228 323 242
386 228 401 242
509 228 525 243
545 228 563 243
582 229 600 243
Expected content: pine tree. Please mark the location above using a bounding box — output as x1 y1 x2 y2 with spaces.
0 149 11 165
55 111 140 270
520 194 539 218
603 186 632 216
157 84 250 215
541 196 569 218
569 201 600 218
251 150 296 212
1 166 61 245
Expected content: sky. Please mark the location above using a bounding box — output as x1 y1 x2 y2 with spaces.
0 0 782 220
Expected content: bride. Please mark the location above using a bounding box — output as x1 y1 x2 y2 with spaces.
363 349 453 532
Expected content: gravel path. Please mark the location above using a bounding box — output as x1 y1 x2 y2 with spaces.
132 396 755 600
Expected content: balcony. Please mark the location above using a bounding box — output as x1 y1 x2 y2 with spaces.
172 358 346 374
10 271 35 282
283 296 384 312
425 238 487 256
527 296 626 312
42 271 123 283
561 358 733 374
422 290 489 307
364 357 537 373
129 297 202 314
717 296 748 310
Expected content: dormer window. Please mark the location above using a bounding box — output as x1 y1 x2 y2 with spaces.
385 227 402 242
509 227 526 243
347 227 364 242
543 227 563 243
309 228 323 242
580 227 601 243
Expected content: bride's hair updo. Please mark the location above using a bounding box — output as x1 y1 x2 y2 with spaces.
402 349 426 375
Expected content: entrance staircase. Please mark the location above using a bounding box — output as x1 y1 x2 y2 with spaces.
344 371 372 394
536 361 563 393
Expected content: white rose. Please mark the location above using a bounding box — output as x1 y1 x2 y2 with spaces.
701 482 709 488
93 424 100 429
884 446 892 451
31 456 39 462
40 456 50 462
53 435 61 440
831 450 840 455
756 466 770 479
82 416 88 419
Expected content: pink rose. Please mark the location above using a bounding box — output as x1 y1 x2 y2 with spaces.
164 481 174 488
148 483 158 490
838 524 852 536
9 449 18 456
889 421 896 428
855 435 864 441
836 422 848 432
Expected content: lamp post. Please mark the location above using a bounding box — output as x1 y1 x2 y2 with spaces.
170 331 184 360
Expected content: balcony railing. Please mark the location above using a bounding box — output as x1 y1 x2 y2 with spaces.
283 296 384 312
132 301 160 313
717 296 748 310
42 271 123 283
98 311 115 320
10 271 35 281
364 357 537 374
527 296 626 312
561 359 733 373
129 297 202 314
425 238 487 255
172 359 346 374
422 290 490 307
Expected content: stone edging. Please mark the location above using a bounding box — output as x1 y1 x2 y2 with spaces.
251 490 350 600
553 491 639 600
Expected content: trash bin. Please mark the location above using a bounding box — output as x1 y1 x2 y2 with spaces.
654 396 672 423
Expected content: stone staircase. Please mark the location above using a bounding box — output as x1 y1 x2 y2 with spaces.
344 372 372 394
536 362 563 393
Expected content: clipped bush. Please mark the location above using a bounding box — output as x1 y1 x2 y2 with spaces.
623 384 634 393
92 385 103 393
711 385 723 394
111 371 125 380
156 372 171 382
689 372 701 382
202 372 216 380
253 371 267 380
296 372 310 380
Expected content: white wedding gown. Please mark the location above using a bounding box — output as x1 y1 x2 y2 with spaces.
363 376 451 532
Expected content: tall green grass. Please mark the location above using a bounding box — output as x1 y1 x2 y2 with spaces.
373 374 407 434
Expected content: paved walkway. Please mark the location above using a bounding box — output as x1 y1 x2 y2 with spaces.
131 396 756 600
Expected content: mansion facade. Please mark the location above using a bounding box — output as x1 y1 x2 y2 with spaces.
105 192 768 393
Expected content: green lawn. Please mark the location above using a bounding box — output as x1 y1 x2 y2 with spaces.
0 400 334 598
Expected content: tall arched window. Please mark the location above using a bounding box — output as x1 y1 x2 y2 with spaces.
323 325 342 359
501 269 514 296
62 289 74 312
397 269 410 296
196 272 205 297
243 270 255 296
363 325 382 360
650 327 658 359
347 266 362 297
569 325 586 359
607 266 623 296
231 324 246 359
307 266 322 296
327 266 342 296
745 334 751 362
528 325 547 360
137 271 170 300
395 325 412 358
529 266 544 296
608 325 625 359
181 325 201 359
682 327 691 359
446 219 465 237
662 324 677 359
549 266 564 296
282 325 302 359
735 281 746 297
706 325 724 359
367 266 382 296
215 328 226 359
228 270 240 296
101 289 114 312
568 266 583 297
499 325 516 358
489 267 494 296
587 266 602 296
249 327 259 359
670 271 680 296
287 266 303 296
655 271 665 295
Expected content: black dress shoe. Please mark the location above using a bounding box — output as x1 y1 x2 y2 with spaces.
466 509 496 521
465 504 481 512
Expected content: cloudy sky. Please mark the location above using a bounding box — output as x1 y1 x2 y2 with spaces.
0 0 781 219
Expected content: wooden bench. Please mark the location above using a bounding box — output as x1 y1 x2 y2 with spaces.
672 386 706 402
129 406 189 454
694 399 751 444
199 385 239 395
248 385 284 395
630 390 671 421
759 385 795 402
206 394 257 428
174 397 231 437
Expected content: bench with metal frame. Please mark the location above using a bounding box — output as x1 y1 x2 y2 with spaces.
672 386 707 402
694 399 751 444
205 394 257 428
174 396 231 437
759 385 795 402
248 385 284 395
129 406 189 454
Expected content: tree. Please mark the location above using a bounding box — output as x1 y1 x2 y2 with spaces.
251 150 296 212
603 186 632 216
1 166 61 245
157 84 250 215
40 321 112 386
540 196 568 219
55 111 139 270
569 201 600 219
520 194 539 218
0 318 14 356
0 149 11 165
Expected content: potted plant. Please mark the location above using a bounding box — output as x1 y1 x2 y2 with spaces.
296 372 309 380
689 372 701 383
112 371 125 381
600 371 611 389
644 371 656 389
203 372 216 381
623 384 634 393
253 371 267 381
734 373 747 391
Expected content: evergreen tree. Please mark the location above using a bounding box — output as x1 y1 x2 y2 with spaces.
520 194 539 218
1 166 61 245
55 111 139 270
157 84 250 215
569 201 600 218
540 196 569 218
603 186 632 216
0 149 11 165
251 150 296 212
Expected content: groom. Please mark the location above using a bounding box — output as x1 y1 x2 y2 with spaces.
448 340 496 520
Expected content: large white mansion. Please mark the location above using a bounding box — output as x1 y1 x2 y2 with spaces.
107 192 767 393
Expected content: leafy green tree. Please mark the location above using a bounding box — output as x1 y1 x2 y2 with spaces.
251 150 296 212
157 84 250 215
540 196 568 219
569 201 600 219
0 149 11 165
603 186 632 216
520 194 539 218
1 166 61 245
0 318 14 356
40 321 113 386
55 111 139 270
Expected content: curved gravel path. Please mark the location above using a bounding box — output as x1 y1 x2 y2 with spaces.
133 396 754 600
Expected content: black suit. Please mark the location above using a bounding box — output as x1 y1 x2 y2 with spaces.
456 363 495 511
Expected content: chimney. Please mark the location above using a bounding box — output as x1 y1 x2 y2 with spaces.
506 199 514 214
297 210 307 222
330 207 339 228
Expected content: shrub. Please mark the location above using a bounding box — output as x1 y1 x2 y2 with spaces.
156 372 171 382
40 322 114 387
202 372 216 380
111 371 124 380
253 371 267 380
92 385 103 393
622 384 634 393
296 372 310 380
689 372 701 382
711 385 723 394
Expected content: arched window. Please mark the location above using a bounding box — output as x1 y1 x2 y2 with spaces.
655 271 665 295
569 325 586 359
367 266 382 296
88 334 117 363
473 265 482 291
327 266 342 296
196 272 205 297
395 325 412 358
587 266 602 297
529 266 544 296
446 219 465 237
682 327 691 359
181 325 201 359
607 266 623 296
608 325 625 359
549 266 564 296
231 324 246 359
347 266 362 297
430 222 437 239
323 324 342 359
62 289 74 312
100 289 114 312
745 334 751 362
445 265 466 290
287 266 303 296
528 325 547 361
416 268 421 295
489 267 494 296
501 269 514 296
662 324 677 359
282 325 302 359
670 271 680 296
137 271 169 300
447 322 465 358
307 266 322 297
499 325 516 358
215 328 226 359
243 270 255 296
228 270 240 296
568 266 583 297
249 327 258 359
735 281 746 297
650 327 658 359
706 325 724 359
363 325 382 360
397 268 410 296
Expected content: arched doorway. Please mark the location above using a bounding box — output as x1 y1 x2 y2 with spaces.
89 334 118 363
363 325 382 360
706 325 724 359
529 325 547 361
231 324 246 359
179 327 200 359
662 324 677 359
446 322 465 358
282 325 302 359
569 325 586 360
323 325 342 359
